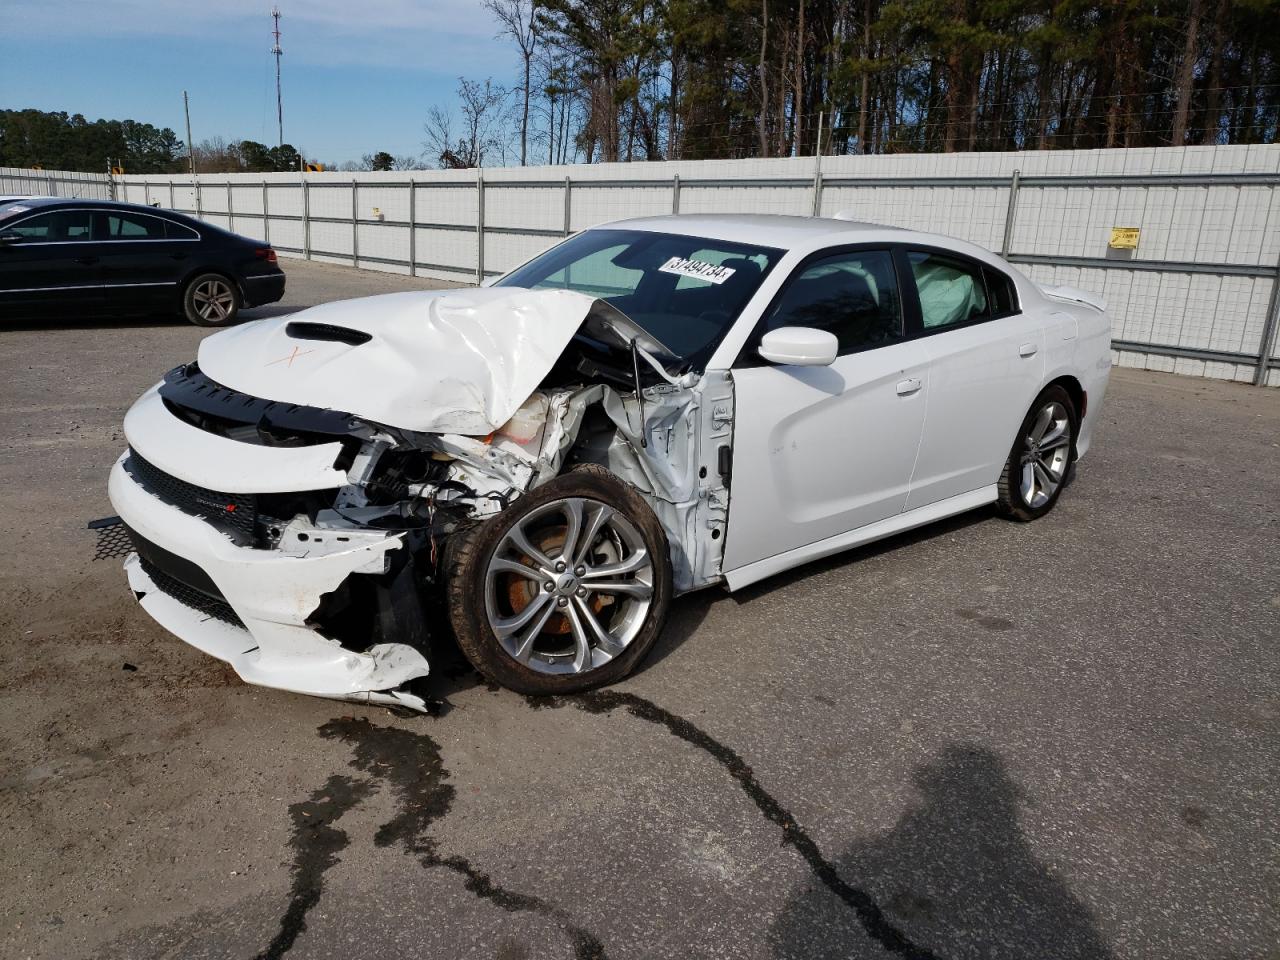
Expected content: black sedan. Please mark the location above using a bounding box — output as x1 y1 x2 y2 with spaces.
0 198 284 326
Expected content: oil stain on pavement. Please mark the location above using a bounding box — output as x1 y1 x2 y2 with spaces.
256 716 608 960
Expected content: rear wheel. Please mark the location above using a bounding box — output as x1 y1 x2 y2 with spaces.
996 385 1076 521
183 273 240 326
444 465 672 695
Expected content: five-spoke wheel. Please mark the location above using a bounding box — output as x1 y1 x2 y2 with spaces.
998 384 1077 521
183 273 241 326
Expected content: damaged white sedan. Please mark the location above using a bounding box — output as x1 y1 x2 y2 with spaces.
106 214 1111 711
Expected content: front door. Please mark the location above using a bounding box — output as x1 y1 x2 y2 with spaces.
0 207 102 318
723 247 929 573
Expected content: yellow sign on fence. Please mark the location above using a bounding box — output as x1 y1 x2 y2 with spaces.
1109 226 1141 249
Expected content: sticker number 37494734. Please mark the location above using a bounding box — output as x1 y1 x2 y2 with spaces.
658 256 736 285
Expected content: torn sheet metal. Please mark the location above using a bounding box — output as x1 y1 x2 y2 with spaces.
530 372 730 592
197 287 602 436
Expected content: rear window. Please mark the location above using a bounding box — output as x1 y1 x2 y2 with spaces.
165 219 200 240
103 212 166 240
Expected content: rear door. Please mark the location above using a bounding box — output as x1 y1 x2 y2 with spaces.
0 207 102 318
902 249 1045 510
723 247 930 572
95 210 192 313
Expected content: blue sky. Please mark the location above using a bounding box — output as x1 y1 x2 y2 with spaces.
1 0 510 165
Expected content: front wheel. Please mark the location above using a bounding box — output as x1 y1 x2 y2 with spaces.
183 273 241 326
444 465 673 695
996 384 1077 521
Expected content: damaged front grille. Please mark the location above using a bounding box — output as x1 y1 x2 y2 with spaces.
124 450 258 544
90 516 133 560
137 555 244 628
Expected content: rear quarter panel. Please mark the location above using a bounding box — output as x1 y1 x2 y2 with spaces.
1042 300 1111 459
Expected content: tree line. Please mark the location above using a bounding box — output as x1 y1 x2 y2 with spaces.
425 0 1279 167
0 109 185 173
0 108 421 174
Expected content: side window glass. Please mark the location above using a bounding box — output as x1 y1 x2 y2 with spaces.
8 210 93 241
761 249 903 355
909 251 990 330
983 266 1018 316
165 219 199 240
104 213 166 240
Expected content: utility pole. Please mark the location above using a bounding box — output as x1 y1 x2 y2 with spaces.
183 90 195 176
271 7 284 148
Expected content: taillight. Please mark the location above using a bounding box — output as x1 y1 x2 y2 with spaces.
255 247 278 263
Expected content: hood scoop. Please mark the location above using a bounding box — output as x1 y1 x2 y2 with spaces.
285 321 373 346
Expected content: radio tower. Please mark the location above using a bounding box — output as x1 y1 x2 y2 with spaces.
271 7 284 148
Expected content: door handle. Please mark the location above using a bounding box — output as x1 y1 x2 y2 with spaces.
896 378 923 396
1019 342 1038 358
169 253 188 261
74 256 99 265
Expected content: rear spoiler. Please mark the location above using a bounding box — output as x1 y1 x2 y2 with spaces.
1037 283 1107 313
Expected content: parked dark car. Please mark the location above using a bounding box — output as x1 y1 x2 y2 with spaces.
0 198 284 326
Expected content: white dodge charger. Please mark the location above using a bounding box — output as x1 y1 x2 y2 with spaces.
107 214 1111 711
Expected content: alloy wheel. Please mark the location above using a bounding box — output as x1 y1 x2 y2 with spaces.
1019 400 1072 508
192 278 235 323
483 497 654 675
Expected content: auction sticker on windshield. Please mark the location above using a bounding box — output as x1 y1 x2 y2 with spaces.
659 256 736 284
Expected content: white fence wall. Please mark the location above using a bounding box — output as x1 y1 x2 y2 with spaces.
3 145 1278 386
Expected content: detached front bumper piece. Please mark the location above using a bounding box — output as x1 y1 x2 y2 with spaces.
107 455 432 712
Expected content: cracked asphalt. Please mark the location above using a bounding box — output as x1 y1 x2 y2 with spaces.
1 258 1277 960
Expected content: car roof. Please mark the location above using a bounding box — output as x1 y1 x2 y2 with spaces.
606 213 901 248
0 196 189 218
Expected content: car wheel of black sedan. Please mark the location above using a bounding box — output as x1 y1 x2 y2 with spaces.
183 273 241 326
444 464 673 695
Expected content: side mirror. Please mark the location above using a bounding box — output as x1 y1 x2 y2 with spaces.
758 326 838 367
0 230 24 246
479 275 498 288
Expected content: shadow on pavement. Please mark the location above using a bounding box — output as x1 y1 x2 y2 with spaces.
769 744 1115 960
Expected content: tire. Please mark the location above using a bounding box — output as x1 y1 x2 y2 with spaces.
182 272 241 326
996 384 1077 522
444 464 673 695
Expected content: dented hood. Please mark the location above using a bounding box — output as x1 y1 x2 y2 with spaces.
197 287 600 435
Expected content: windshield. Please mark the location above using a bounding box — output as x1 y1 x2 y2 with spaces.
495 228 783 363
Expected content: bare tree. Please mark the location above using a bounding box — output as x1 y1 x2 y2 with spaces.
392 153 425 170
485 0 539 165
192 136 244 173
423 78 512 168
423 105 457 167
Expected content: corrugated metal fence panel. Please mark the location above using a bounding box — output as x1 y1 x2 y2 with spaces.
0 166 112 199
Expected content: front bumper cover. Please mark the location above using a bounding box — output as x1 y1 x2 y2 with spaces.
108 454 432 711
